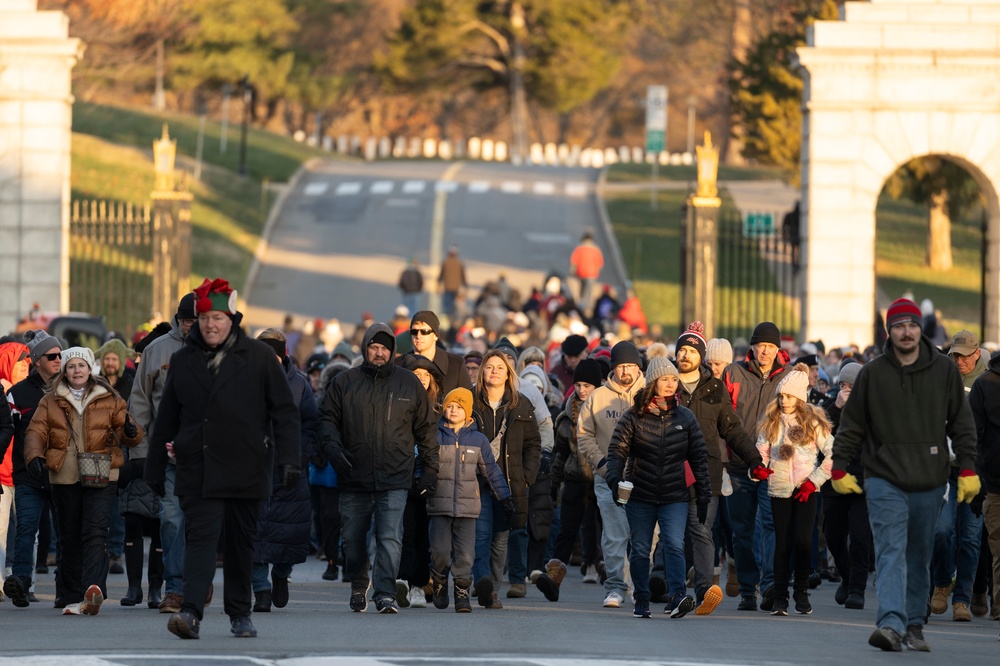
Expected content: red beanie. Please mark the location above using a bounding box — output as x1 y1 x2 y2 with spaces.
886 298 922 329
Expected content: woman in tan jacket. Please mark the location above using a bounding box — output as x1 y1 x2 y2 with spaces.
24 346 143 615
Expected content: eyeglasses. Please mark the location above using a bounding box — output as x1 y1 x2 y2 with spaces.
42 353 61 362
410 328 434 337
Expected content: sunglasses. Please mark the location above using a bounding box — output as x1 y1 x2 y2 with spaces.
410 328 434 337
42 353 61 362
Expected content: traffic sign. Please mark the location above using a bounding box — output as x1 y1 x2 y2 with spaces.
646 85 667 154
743 212 776 237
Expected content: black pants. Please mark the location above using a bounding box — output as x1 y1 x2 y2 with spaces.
527 475 553 574
318 487 342 565
179 495 260 620
124 512 163 590
398 494 430 588
822 492 871 593
771 495 816 597
553 479 601 566
50 483 116 603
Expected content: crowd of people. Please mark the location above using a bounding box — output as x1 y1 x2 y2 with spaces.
0 264 998 652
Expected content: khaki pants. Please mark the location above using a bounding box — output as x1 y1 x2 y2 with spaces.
983 492 1000 613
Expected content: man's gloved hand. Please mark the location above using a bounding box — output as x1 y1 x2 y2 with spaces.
416 470 437 496
281 464 301 489
28 457 46 482
957 470 981 503
328 449 354 477
696 501 709 524
831 469 863 495
149 479 166 497
750 466 774 482
123 413 138 439
539 450 552 475
793 480 817 503
502 498 516 523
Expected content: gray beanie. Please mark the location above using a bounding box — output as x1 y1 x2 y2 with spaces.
839 361 862 386
24 329 61 364
644 343 678 382
705 338 733 364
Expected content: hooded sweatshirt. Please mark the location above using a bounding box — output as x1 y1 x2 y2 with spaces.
577 373 646 478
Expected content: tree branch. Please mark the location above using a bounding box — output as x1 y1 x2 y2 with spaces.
456 55 508 75
459 19 511 60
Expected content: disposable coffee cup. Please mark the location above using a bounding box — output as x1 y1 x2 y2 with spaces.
617 481 633 504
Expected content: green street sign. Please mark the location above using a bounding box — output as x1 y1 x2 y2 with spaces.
743 212 775 237
646 129 665 154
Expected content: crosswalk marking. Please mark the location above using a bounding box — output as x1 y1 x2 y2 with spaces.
402 180 426 193
525 232 574 244
501 181 523 193
334 182 362 195
468 181 491 193
370 181 394 194
533 181 555 195
303 182 329 196
566 182 588 197
435 181 459 193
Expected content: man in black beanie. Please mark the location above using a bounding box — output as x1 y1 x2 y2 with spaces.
552 334 589 395
397 310 471 393
720 321 791 613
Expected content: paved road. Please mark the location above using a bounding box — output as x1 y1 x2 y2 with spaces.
244 160 626 332
3 552 997 663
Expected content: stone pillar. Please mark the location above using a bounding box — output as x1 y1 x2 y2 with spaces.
682 196 721 336
151 191 193 319
0 1 83 331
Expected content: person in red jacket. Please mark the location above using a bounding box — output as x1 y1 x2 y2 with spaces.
569 232 604 314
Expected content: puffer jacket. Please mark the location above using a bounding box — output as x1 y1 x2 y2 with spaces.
552 390 592 484
427 420 510 518
25 381 143 485
606 399 711 506
756 421 833 498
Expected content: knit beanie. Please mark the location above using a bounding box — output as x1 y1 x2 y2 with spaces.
444 388 473 420
776 363 810 402
493 337 519 363
750 322 781 347
24 329 61 364
839 361 862 386
175 292 196 320
61 346 96 369
410 311 440 336
644 343 678 382
193 278 237 315
705 338 733 365
609 341 642 368
370 331 394 350
675 321 707 360
561 334 588 357
331 341 356 363
573 358 604 387
885 298 922 329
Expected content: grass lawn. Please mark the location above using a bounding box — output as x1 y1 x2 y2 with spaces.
606 162 785 184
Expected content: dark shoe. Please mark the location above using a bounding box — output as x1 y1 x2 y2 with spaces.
596 560 607 584
272 575 289 608
253 589 271 613
759 587 775 612
375 595 399 614
159 592 183 614
737 594 757 611
771 596 789 616
834 582 849 606
395 579 410 608
322 561 339 581
534 559 567 602
825 566 841 583
432 576 449 610
668 595 695 618
230 615 257 637
793 590 812 615
454 583 472 613
845 590 865 609
972 592 989 617
3 576 29 608
167 611 200 640
868 626 902 652
35 564 48 574
147 588 162 609
120 584 143 607
807 571 821 589
341 570 350 583
27 591 39 603
53 596 67 609
633 596 651 618
350 584 369 612
904 625 931 652
109 557 125 574
487 592 503 609
474 577 494 608
648 574 667 603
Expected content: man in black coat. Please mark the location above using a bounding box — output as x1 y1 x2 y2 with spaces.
398 310 472 393
967 350 1000 627
320 322 438 614
145 279 300 640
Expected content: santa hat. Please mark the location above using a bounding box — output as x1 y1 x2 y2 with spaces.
194 278 238 315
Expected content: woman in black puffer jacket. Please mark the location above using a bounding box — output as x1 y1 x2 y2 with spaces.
606 344 710 619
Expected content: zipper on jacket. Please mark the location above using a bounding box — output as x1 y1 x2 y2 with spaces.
387 392 394 421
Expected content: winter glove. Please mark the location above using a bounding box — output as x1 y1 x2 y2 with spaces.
502 498 516 523
27 457 46 482
696 501 709 525
539 450 552 475
793 480 817 503
750 466 774 482
831 469 863 495
122 413 137 439
415 470 437 496
957 470 981 504
328 448 354 477
281 464 301 490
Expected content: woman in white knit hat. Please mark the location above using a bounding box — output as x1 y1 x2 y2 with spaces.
750 363 833 617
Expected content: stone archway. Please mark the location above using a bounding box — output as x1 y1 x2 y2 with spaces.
796 0 1000 346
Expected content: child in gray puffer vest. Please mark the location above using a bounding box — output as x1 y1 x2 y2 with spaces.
427 388 513 612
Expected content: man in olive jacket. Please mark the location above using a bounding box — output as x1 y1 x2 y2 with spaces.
146 279 300 640
319 322 438 614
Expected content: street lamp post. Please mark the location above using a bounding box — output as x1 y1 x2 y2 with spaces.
238 76 251 177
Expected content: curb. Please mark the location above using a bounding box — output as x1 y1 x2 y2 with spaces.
593 166 632 292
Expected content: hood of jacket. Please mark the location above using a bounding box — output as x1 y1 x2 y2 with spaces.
882 334 939 373
361 322 397 379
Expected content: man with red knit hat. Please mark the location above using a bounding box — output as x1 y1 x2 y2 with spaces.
145 278 301 640
832 297 979 652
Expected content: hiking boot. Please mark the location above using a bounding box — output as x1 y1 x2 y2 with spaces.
272 575 289 608
972 592 989 617
322 561 338 581
603 591 624 608
432 575 449 609
487 592 503 609
349 584 369 612
375 595 399 614
230 615 257 637
159 592 183 614
904 625 931 652
474 577 494 607
581 565 600 584
167 611 200 639
408 585 427 608
868 626 902 652
253 589 271 613
759 587 775 612
793 590 812 615
633 596 651 618
725 559 740 597
668 594 695 618
534 559 567 602
737 594 757 611
81 584 104 616
771 596 789 616
454 582 472 613
834 582 848 606
3 576 29 608
120 584 143 607
953 601 972 622
696 584 723 616
506 582 526 598
930 584 951 614
648 574 667 603
845 590 865 609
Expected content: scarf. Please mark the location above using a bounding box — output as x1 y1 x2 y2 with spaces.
203 329 238 377
645 395 676 416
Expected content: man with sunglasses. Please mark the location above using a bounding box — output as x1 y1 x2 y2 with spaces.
397 311 472 394
4 330 62 607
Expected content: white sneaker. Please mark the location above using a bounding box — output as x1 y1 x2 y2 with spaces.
528 569 544 584
582 565 599 584
603 591 624 608
407 586 426 608
62 602 83 615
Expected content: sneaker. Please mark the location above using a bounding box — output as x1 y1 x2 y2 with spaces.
349 584 369 612
737 594 757 611
506 582 526 598
396 579 410 608
845 590 865 609
322 562 339 581
230 615 257 637
633 597 651 618
695 584 723 616
474 577 494 608
3 576 29 608
648 574 667 603
272 575 289 608
725 559 739 597
253 589 271 613
868 626 903 652
581 565 599 584
972 592 989 617
771 596 789 616
904 625 931 652
668 595 696 618
807 571 821 589
454 585 472 613
408 585 427 608
432 577 449 610
793 590 812 615
930 584 951 614
159 592 183 614
759 587 775 612
603 591 624 608
62 602 83 615
109 557 124 574
81 584 104 616
953 601 972 622
167 611 201 639
375 595 399 614
834 582 848 605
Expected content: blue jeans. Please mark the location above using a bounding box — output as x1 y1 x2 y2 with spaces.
11 484 45 582
473 492 510 586
726 470 774 596
594 478 631 595
340 489 407 601
442 292 457 317
626 500 688 602
251 561 293 593
507 528 527 584
866 477 945 634
158 465 185 595
932 475 984 604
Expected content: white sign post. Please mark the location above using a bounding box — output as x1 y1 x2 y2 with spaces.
646 85 668 209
